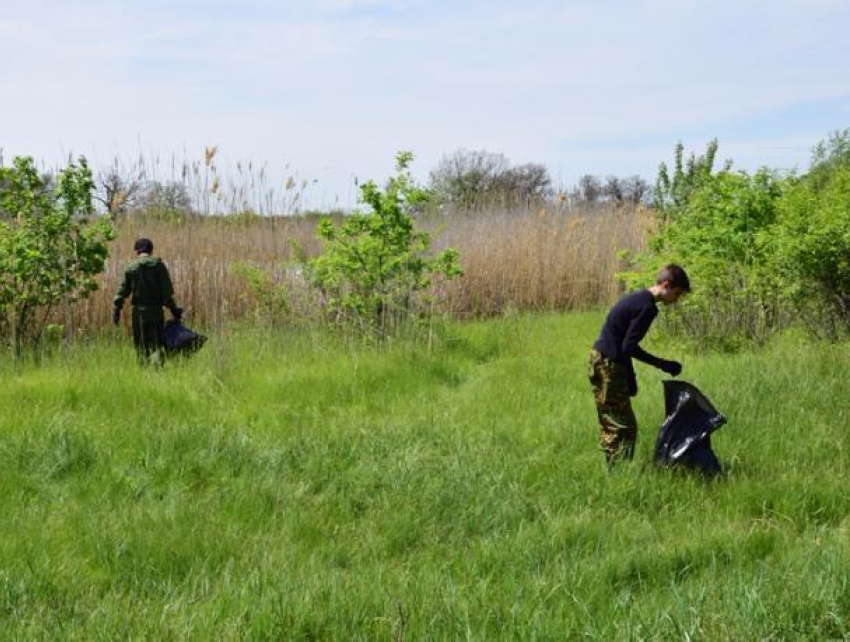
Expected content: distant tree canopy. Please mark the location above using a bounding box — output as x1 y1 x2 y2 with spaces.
94 161 194 222
429 149 552 210
134 181 195 221
570 174 651 207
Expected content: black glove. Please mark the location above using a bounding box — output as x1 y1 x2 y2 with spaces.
112 307 121 325
660 360 682 377
170 306 183 321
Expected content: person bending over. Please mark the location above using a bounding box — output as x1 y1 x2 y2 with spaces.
589 264 690 466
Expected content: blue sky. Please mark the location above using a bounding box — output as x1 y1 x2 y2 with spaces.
1 0 848 208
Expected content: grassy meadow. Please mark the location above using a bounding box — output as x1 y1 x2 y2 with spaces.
1 312 849 639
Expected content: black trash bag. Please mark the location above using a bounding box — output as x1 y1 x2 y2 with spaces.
654 380 726 475
162 319 207 356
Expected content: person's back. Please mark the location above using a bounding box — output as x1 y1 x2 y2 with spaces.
588 265 690 466
594 288 658 367
121 256 173 306
112 238 182 365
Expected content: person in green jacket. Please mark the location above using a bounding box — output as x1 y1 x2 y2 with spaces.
112 238 182 364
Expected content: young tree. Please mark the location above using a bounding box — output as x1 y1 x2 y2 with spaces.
0 156 114 351
654 139 732 217
310 152 462 337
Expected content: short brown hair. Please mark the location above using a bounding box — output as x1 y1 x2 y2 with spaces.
133 238 154 254
656 264 691 292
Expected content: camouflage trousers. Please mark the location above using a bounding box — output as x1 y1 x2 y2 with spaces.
589 349 638 464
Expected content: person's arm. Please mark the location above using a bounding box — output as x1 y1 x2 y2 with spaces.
622 306 681 375
112 267 133 323
621 306 663 365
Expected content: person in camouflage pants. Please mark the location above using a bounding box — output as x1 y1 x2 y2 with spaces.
589 265 690 466
112 238 182 365
589 349 639 463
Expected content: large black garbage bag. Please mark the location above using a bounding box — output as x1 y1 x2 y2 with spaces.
162 319 207 356
654 380 726 475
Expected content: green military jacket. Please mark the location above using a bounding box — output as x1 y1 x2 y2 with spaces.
113 256 175 310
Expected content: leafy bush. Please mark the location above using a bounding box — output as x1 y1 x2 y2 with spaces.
624 165 787 348
230 262 293 327
654 139 732 217
629 132 850 347
769 160 850 338
0 156 114 351
310 152 462 338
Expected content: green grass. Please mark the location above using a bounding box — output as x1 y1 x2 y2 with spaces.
1 312 849 639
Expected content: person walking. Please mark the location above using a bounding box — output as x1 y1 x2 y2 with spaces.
112 238 182 365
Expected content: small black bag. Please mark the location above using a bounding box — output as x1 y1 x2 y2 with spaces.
162 319 207 355
654 380 726 475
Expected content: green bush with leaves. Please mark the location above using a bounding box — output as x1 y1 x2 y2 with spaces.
0 156 114 351
230 262 293 327
654 139 732 217
309 152 462 338
769 159 850 338
625 166 787 347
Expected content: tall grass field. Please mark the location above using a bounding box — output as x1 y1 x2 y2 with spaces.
1 312 848 638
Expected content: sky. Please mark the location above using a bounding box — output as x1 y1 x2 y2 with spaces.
1 0 848 210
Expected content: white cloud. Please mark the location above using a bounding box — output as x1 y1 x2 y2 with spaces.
1 0 847 204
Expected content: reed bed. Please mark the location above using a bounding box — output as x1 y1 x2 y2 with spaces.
75 215 324 333
71 203 649 333
436 204 650 317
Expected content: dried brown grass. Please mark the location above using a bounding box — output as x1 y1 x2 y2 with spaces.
434 203 650 318
71 204 649 333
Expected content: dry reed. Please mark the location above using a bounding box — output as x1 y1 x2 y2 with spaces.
69 203 648 334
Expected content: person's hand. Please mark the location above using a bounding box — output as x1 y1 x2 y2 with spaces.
661 360 682 377
111 307 121 325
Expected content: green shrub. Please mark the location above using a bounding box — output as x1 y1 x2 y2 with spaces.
653 139 732 217
230 262 293 327
309 152 462 339
625 166 787 348
0 156 114 352
769 162 850 338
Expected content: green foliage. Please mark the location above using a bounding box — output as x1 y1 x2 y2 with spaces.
2 314 850 638
654 139 732 217
633 131 850 346
769 162 850 338
310 151 463 337
807 128 850 191
231 261 292 326
627 163 787 347
0 156 114 351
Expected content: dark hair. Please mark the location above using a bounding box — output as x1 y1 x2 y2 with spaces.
656 264 691 292
133 238 154 254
